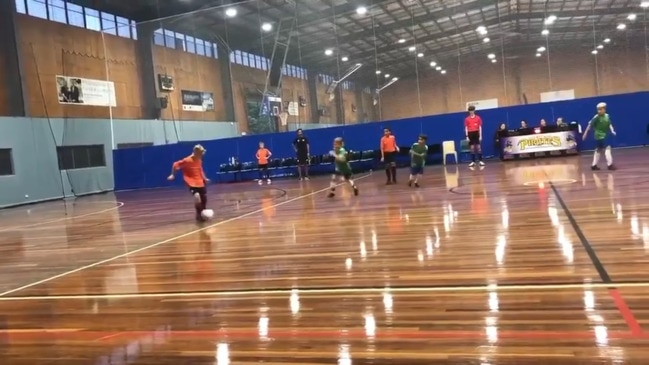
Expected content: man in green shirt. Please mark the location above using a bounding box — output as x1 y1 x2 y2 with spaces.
408 135 428 187
583 102 617 171
327 137 359 198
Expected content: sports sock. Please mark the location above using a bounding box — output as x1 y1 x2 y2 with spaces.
329 175 336 191
478 153 483 161
200 192 207 210
471 153 476 162
604 147 613 166
385 168 391 180
390 166 397 181
592 151 600 166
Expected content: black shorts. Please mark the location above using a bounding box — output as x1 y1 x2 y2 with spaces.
258 163 268 170
383 151 397 164
335 171 352 180
189 186 206 195
467 131 481 145
297 152 309 165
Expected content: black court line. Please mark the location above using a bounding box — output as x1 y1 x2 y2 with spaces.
549 182 612 283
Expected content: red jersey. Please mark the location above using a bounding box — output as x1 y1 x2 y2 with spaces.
173 156 205 188
464 115 482 132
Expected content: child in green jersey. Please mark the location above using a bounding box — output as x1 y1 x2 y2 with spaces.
408 135 428 188
583 102 617 171
328 137 359 198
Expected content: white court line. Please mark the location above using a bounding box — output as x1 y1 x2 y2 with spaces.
0 173 372 298
0 202 124 233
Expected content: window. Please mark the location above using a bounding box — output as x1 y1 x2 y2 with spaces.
196 39 205 56
47 0 66 23
242 52 250 67
153 29 164 46
26 0 47 19
205 43 213 57
186 36 195 53
116 16 130 38
213 43 218 58
57 145 105 170
0 149 14 176
164 29 175 48
85 8 100 31
15 0 27 14
66 3 84 28
131 20 138 40
101 12 116 35
234 50 242 64
174 33 185 50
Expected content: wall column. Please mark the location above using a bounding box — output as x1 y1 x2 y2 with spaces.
355 85 365 123
216 44 236 123
335 87 345 124
135 23 158 120
307 70 319 123
0 1 26 116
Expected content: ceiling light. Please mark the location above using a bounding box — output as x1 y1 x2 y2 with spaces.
441 70 446 74
541 29 549 36
628 13 637 21
392 77 398 81
537 46 546 52
435 66 441 71
417 53 424 57
356 6 367 15
408 46 416 52
261 22 272 32
324 49 333 56
617 23 627 30
491 59 497 63
487 53 496 59
642 1 649 8
597 44 604 49
225 8 237 17
483 37 490 43
429 61 437 67
603 38 611 43
385 74 390 78
544 15 557 25
536 53 541 57
376 70 381 74
592 50 598 55
476 26 487 33
398 38 406 43
341 56 349 62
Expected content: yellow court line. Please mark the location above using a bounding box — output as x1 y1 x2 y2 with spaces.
0 173 372 298
2 280 649 302
0 201 125 233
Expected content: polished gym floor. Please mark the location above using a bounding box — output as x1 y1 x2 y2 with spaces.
1 149 649 364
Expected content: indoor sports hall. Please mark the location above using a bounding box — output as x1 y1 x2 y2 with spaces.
1 0 649 363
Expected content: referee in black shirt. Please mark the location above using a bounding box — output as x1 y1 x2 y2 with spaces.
292 129 310 180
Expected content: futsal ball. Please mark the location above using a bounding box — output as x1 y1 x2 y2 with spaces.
201 209 215 220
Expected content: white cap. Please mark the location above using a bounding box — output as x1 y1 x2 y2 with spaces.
597 102 607 108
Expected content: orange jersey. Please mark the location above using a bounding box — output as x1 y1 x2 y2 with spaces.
381 135 397 153
256 148 271 164
173 156 205 187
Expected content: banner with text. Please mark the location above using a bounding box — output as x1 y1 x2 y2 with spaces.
501 130 579 155
181 90 215 112
466 98 498 110
56 75 116 107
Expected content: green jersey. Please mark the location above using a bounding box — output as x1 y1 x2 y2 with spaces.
334 147 352 174
590 113 612 140
410 143 428 167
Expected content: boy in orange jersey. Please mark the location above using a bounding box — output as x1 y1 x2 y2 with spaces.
256 141 272 185
380 128 400 184
167 144 210 221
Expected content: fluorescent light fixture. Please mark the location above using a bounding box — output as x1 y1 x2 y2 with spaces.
261 23 272 32
544 15 557 25
487 53 496 59
617 23 626 30
417 53 424 57
430 61 437 67
324 49 333 56
435 66 442 71
642 1 649 8
483 37 490 43
225 8 237 17
384 74 390 78
536 53 542 57
341 56 349 61
408 46 416 52
603 38 611 43
591 50 598 55
491 59 497 63
376 70 381 74
441 70 447 74
398 38 406 43
476 26 487 33
628 13 637 21
541 29 549 36
597 44 604 49
356 6 367 15
537 46 546 52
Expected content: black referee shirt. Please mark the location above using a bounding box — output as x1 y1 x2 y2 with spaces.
293 136 309 154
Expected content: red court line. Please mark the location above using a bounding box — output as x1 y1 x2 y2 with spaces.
609 288 644 335
3 329 649 342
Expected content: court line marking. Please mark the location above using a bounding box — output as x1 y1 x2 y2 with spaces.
0 173 372 298
3 281 649 301
0 202 124 233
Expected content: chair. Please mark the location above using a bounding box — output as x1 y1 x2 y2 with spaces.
442 140 458 165
459 139 471 162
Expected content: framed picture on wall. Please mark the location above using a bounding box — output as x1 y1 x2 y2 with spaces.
158 74 174 91
181 90 214 112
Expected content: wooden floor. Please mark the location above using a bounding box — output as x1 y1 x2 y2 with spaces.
1 149 649 364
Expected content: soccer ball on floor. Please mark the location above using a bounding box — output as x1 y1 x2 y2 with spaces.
201 209 214 220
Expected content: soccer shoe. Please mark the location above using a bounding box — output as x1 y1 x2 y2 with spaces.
267 179 272 184
353 186 359 196
414 183 420 188
591 165 601 171
479 161 485 167
304 177 310 181
607 165 616 171
327 192 335 198
468 162 476 167
408 180 413 187
258 180 263 185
